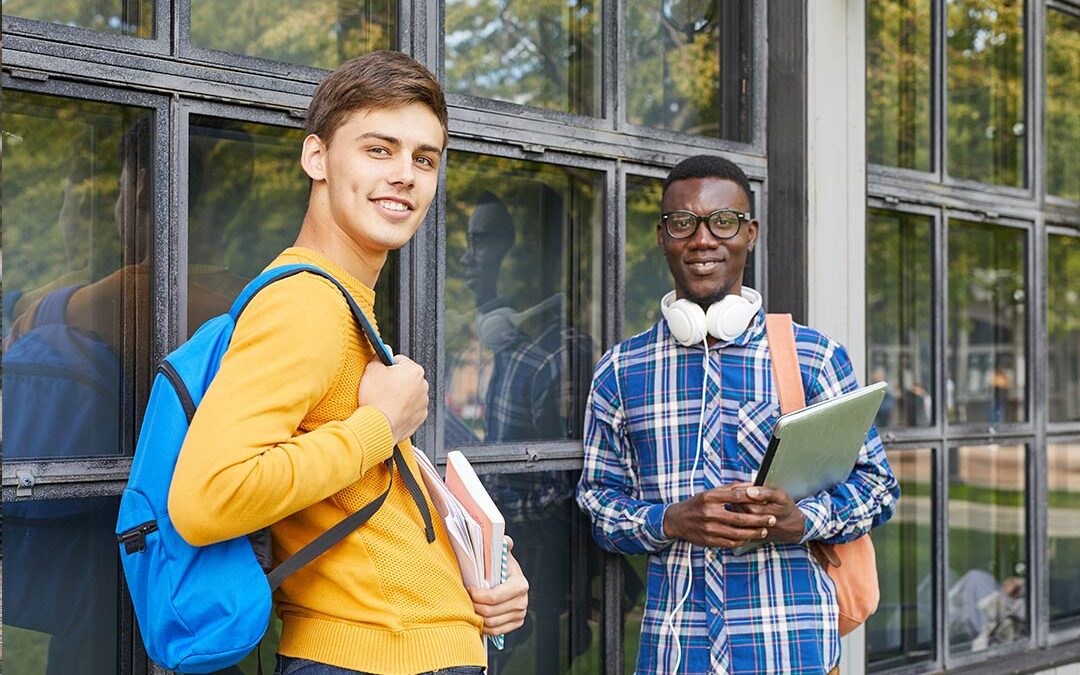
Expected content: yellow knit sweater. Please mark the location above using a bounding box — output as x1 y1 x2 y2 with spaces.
169 248 485 675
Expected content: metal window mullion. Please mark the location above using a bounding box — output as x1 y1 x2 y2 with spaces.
933 202 949 670
1025 0 1041 199
613 0 627 131
1032 210 1051 647
412 164 445 465
934 0 947 183
933 440 948 672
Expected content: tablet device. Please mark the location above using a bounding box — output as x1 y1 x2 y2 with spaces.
731 381 888 555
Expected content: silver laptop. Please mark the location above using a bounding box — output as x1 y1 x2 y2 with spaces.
731 380 888 555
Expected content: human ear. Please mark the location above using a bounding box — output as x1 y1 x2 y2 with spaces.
300 134 327 182
746 219 759 252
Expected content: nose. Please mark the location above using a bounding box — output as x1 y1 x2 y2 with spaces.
687 219 721 248
460 244 474 267
388 154 416 188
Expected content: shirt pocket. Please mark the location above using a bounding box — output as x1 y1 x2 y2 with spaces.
732 398 781 475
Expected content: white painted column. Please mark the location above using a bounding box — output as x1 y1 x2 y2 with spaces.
805 1 868 674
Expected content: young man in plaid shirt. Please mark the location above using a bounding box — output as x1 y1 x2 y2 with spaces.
576 155 899 675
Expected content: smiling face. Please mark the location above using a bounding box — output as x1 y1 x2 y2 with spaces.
302 102 445 256
658 177 758 306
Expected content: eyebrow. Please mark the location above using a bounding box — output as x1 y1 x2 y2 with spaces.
356 132 443 156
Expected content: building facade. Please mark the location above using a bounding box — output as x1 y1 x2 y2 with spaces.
1 1 1077 674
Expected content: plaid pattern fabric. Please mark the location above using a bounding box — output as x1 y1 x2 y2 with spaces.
576 311 899 675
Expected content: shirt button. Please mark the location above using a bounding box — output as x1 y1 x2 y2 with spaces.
705 549 715 561
710 607 719 615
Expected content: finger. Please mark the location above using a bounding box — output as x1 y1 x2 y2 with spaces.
715 508 777 529
746 486 792 504
481 611 528 636
703 485 757 505
704 523 770 543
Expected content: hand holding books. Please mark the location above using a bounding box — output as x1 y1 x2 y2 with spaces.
413 449 529 648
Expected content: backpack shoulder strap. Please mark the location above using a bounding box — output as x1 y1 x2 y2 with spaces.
230 264 393 366
33 285 83 328
233 264 435 588
765 313 806 414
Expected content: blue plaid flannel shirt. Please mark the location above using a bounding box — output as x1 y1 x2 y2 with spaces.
576 310 899 675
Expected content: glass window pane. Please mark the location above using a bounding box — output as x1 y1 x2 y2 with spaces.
868 447 935 667
625 0 753 141
186 116 398 346
2 0 153 38
445 0 602 117
189 0 396 70
2 92 153 459
867 0 932 171
2 496 121 672
867 209 935 428
624 175 669 337
1049 441 1080 629
1047 8 1080 201
444 152 602 444
1048 233 1080 423
947 221 1027 425
947 443 1028 654
946 0 1025 187
480 470 601 674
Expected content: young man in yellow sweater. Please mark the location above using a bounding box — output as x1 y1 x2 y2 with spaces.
168 50 529 675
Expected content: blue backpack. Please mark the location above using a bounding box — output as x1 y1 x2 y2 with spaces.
115 264 435 674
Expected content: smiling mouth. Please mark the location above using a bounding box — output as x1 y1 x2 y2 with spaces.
374 198 412 212
687 260 722 273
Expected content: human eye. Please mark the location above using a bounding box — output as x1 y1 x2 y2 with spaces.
709 211 741 234
368 146 390 157
415 154 437 169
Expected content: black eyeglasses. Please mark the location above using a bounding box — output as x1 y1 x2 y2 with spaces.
661 209 752 240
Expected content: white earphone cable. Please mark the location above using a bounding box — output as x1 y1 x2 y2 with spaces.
668 336 710 675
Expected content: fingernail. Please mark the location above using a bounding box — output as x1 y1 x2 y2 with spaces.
747 487 760 498
760 529 768 538
768 516 777 526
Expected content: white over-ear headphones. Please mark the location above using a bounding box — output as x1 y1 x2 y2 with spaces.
660 287 762 345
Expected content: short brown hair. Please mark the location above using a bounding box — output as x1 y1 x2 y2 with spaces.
305 50 448 147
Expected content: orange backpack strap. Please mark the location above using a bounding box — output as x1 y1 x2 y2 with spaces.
765 313 805 415
763 312 880 636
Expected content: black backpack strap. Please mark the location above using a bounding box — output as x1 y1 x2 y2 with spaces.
266 455 395 591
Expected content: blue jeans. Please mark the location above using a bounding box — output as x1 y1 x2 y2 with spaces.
274 655 484 675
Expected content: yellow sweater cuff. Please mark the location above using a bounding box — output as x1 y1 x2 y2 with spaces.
344 405 396 475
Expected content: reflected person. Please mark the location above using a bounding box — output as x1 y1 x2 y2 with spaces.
457 188 598 672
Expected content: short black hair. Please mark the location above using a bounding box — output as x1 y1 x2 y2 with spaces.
662 155 752 206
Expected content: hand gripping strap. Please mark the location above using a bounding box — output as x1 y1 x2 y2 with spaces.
232 265 435 588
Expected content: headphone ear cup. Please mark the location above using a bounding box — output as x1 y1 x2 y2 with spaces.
661 292 708 346
706 294 758 341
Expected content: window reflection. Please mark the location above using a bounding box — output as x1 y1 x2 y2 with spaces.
1048 234 1080 423
867 0 932 171
190 0 395 70
947 221 1027 425
2 92 154 459
867 209 934 428
185 116 398 346
2 496 121 673
625 0 752 141
1049 441 1080 629
1047 8 1080 201
947 444 1028 654
946 0 1025 187
445 0 602 116
478 470 602 674
2 0 153 38
444 152 601 444
868 448 934 667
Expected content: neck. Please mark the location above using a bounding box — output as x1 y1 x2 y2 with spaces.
295 198 385 288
